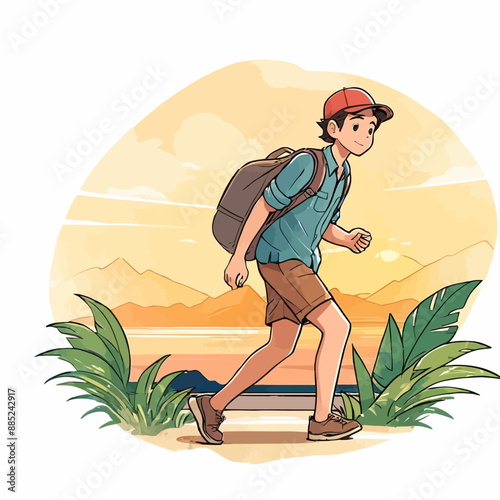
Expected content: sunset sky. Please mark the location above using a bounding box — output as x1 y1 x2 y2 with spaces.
50 60 497 319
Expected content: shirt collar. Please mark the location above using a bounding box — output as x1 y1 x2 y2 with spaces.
323 144 350 179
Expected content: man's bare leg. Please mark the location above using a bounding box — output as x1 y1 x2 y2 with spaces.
210 319 302 411
306 300 351 422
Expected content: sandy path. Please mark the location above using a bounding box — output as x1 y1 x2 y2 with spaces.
137 410 414 464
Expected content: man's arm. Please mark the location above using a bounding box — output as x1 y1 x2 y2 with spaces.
322 222 372 254
224 196 275 289
224 152 315 289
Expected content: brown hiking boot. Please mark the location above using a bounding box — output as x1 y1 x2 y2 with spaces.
307 410 362 441
188 394 226 445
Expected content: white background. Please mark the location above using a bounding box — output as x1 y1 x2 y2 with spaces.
2 1 499 499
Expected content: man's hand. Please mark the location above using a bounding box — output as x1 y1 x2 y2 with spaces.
344 228 372 254
222 195 273 289
224 255 249 289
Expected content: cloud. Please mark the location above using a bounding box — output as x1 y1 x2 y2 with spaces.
182 162 201 170
79 191 216 209
383 165 485 191
380 250 400 262
64 220 185 228
322 247 348 254
174 113 249 171
107 186 168 201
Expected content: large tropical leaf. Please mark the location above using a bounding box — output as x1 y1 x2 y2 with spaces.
176 411 195 427
46 370 135 416
81 405 124 426
402 280 481 368
149 370 186 415
390 402 453 428
149 391 182 426
388 396 456 424
352 346 375 414
170 389 195 427
412 341 489 374
151 388 194 427
395 342 490 407
136 404 151 432
48 321 126 380
372 314 404 390
75 294 131 384
37 348 125 389
397 386 478 416
362 342 498 425
57 380 137 426
67 392 110 406
93 335 128 384
125 382 137 408
134 354 171 413
372 342 489 407
388 386 478 423
400 364 499 405
340 392 361 419
365 363 499 425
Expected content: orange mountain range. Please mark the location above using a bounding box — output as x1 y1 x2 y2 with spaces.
71 241 492 328
75 284 417 327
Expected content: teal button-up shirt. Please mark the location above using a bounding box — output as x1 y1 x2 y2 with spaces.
255 144 350 273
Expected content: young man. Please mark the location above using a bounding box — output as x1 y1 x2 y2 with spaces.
189 87 393 444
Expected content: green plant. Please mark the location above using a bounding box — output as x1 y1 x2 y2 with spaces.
37 294 195 435
341 280 500 428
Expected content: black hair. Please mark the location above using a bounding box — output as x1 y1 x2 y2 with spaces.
317 110 349 143
317 108 387 143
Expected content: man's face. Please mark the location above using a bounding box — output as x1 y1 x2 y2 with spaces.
329 108 377 156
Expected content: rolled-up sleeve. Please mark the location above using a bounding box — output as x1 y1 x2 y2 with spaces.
263 152 315 210
331 208 341 224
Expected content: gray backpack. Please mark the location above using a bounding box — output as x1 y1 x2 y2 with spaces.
212 146 350 261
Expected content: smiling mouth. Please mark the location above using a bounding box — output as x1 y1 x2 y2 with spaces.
355 141 364 146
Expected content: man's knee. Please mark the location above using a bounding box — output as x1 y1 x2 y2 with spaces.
341 316 352 337
318 310 351 338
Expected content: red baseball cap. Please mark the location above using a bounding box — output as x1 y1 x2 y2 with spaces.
323 87 393 122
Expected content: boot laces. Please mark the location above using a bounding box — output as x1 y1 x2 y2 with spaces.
325 410 349 425
209 409 225 430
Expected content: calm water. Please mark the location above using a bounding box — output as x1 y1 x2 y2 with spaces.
125 325 385 388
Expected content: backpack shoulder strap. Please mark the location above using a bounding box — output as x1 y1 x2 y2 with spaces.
260 148 326 229
307 148 327 195
284 148 327 210
266 146 295 160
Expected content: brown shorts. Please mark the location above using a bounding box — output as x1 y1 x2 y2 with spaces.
257 259 333 326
